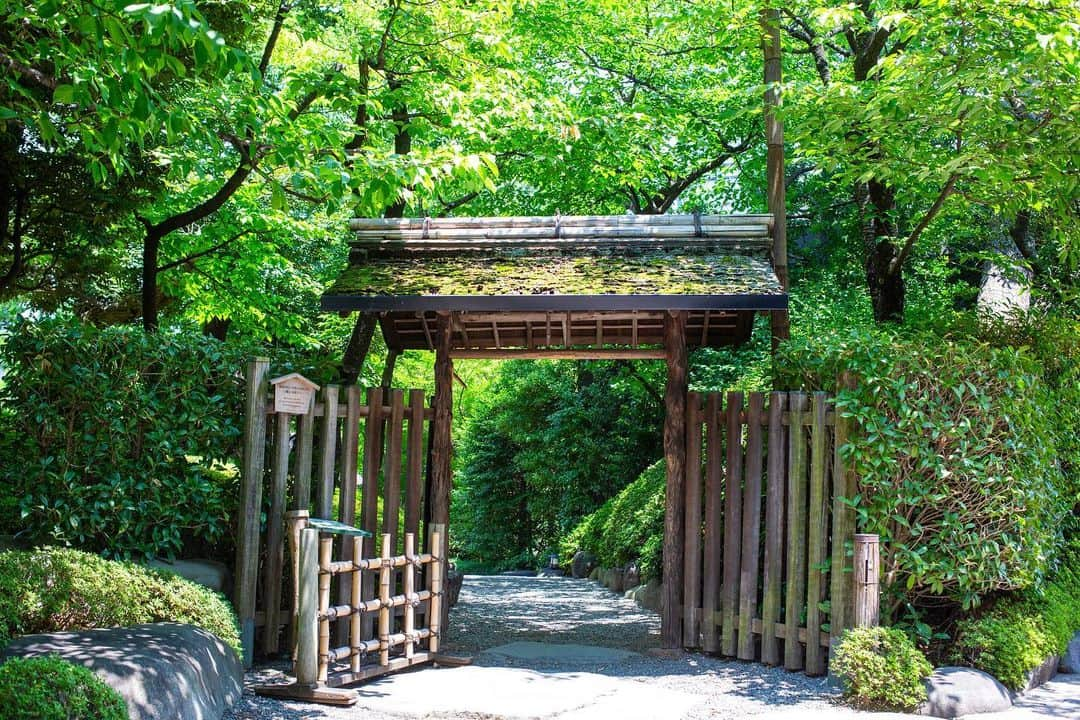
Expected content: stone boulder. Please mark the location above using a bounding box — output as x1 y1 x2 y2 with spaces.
2 622 242 720
918 667 1012 718
601 567 625 593
588 566 600 581
1024 654 1059 691
147 559 230 594
1060 631 1080 673
625 579 662 612
571 551 598 579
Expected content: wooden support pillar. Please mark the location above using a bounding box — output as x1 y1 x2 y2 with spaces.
236 356 269 668
381 348 400 388
853 534 881 627
762 6 789 352
662 310 688 649
430 312 453 628
295 527 320 686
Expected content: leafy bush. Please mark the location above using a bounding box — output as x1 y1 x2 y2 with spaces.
832 626 933 711
560 460 666 582
0 656 128 720
0 317 252 559
953 543 1080 690
0 547 240 654
777 324 1073 613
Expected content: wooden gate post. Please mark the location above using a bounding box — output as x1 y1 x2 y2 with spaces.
295 527 320 685
662 310 688 648
853 533 880 627
236 356 269 668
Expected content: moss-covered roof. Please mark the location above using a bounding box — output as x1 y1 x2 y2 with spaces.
322 214 786 313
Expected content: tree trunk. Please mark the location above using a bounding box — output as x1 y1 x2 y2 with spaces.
142 230 162 332
340 313 376 385
857 179 905 323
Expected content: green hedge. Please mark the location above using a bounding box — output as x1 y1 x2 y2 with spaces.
832 626 932 711
953 543 1080 690
0 547 241 654
560 460 666 582
777 323 1074 615
0 656 127 720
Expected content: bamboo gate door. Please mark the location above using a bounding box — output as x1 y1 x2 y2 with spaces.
671 389 875 675
234 357 452 697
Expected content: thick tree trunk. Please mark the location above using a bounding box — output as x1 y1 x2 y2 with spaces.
340 313 376 385
857 180 905 323
142 230 162 331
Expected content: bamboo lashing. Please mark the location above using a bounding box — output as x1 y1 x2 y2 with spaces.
404 532 416 659
428 526 444 654
350 536 363 673
318 537 332 683
379 534 392 666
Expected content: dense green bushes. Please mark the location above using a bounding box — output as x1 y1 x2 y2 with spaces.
0 656 128 720
777 323 1075 616
832 627 932 711
0 318 249 559
953 543 1080 690
560 460 665 582
0 547 240 654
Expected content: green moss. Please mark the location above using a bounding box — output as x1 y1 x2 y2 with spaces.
0 656 128 720
327 250 783 298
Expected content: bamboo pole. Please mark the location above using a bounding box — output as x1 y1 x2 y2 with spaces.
350 536 364 673
318 536 333 683
662 311 688 648
428 525 444 654
236 356 269 668
379 533 392 666
404 532 416 659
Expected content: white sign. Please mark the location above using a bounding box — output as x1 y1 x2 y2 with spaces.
270 373 319 415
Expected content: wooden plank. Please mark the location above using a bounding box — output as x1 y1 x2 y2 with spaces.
805 392 829 676
831 375 857 646
405 389 426 541
760 392 787 666
661 310 688 649
261 411 291 655
359 386 384 642
697 611 831 648
737 392 765 660
349 213 771 230
235 356 269 668
315 385 339 520
450 348 666 360
293 398 316 511
339 386 363 529
431 315 454 629
701 393 723 653
784 392 809 671
721 391 744 656
853 534 881 627
682 392 704 648
383 390 406 550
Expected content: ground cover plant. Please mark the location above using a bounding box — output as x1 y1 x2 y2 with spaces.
0 547 240 653
0 656 128 720
831 626 933 711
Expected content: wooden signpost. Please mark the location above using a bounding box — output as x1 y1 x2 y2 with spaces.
271 373 320 415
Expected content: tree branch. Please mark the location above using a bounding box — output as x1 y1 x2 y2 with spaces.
888 173 959 274
157 230 254 273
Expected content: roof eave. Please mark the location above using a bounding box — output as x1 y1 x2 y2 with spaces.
320 292 788 313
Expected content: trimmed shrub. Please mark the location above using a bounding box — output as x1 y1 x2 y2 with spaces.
561 460 665 582
777 325 1072 613
0 547 240 654
832 626 933 711
953 543 1080 690
0 656 128 720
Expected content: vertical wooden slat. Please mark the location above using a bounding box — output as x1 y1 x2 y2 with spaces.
784 392 809 671
428 525 445 654
236 356 269 667
721 391 744 656
339 386 363 530
737 392 765 660
701 393 724 653
404 532 416 659
315 385 339 520
405 390 426 540
805 392 830 675
293 398 316 511
831 376 857 648
760 392 787 666
661 310 688 648
378 533 392 666
360 386 384 642
682 392 704 648
383 389 406 550
285 510 308 659
318 536 332 683
350 536 363 673
431 314 454 628
262 411 291 655
295 527 319 685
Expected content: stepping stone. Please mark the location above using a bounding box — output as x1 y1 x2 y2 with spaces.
483 641 640 662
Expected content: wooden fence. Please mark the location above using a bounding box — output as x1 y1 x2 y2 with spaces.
234 358 436 667
678 389 863 675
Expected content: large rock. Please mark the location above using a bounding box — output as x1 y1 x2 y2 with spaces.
601 567 625 593
1060 631 1080 673
918 666 1012 718
148 559 229 594
2 622 242 720
1025 654 1059 691
571 551 597 579
626 579 662 612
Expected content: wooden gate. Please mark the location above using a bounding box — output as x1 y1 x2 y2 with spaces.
234 358 440 669
677 389 864 675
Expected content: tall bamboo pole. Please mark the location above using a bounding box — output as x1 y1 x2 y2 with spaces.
763 6 789 352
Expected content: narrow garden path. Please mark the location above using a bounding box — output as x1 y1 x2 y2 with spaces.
226 575 1076 720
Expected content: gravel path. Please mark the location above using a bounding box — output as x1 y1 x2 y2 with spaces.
225 574 871 720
